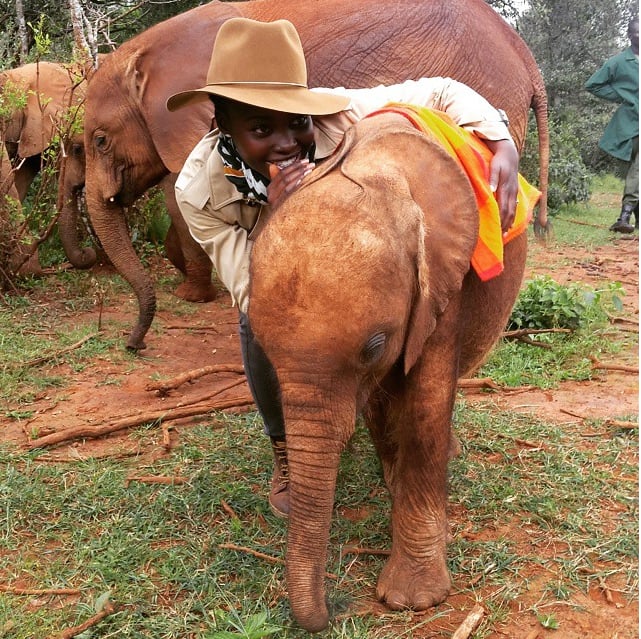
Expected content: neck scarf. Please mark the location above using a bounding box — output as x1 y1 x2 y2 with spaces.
217 134 316 204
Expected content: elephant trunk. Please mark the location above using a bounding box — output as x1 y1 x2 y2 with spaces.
282 387 355 633
85 185 155 350
57 187 96 270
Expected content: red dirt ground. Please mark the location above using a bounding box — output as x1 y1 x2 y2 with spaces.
1 232 638 638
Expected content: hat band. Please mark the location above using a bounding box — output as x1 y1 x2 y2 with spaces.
208 81 308 88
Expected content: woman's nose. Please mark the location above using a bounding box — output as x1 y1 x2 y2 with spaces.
273 130 298 151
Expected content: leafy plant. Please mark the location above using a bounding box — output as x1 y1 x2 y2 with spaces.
507 275 624 330
207 611 281 638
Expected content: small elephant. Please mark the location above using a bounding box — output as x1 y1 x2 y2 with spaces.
84 0 549 350
247 113 530 632
0 61 96 274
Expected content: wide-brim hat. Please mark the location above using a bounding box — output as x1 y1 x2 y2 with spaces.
166 17 351 115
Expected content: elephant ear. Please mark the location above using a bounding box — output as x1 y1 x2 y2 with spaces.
126 2 241 174
317 115 480 375
15 62 78 159
397 129 480 374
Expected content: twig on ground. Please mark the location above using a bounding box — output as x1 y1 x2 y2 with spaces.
342 546 391 557
221 500 240 520
0 585 80 595
50 602 115 639
27 394 255 450
19 333 100 368
559 408 637 430
501 328 572 338
458 378 502 390
452 604 485 639
590 356 638 374
608 314 639 327
146 364 245 395
218 543 338 580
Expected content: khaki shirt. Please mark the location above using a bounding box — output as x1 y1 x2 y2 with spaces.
175 77 512 313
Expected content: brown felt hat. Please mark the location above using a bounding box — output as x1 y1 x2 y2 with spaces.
166 18 351 115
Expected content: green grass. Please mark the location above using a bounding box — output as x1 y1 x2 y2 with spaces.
0 406 636 638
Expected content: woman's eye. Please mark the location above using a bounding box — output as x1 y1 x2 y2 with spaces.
292 116 310 128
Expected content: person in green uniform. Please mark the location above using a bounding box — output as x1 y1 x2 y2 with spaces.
586 16 639 233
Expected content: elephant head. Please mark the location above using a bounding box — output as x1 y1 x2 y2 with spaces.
83 0 548 350
0 60 96 273
247 113 527 631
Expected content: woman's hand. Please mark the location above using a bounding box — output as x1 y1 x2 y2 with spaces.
485 138 519 234
267 159 315 209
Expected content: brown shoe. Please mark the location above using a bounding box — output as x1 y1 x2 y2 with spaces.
269 438 290 518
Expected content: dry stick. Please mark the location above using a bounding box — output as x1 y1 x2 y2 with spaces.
218 543 338 580
51 603 116 639
0 585 80 596
559 408 638 430
27 395 255 450
590 356 638 374
342 546 391 557
458 378 502 390
501 327 572 338
19 333 100 368
146 364 245 394
451 604 485 639
221 499 240 520
554 216 608 229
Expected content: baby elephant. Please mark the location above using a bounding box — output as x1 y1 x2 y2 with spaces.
248 111 531 632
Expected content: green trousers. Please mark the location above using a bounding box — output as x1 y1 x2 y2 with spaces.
623 136 639 209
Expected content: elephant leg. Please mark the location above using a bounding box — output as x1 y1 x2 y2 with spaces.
13 156 40 202
365 295 462 611
160 174 217 303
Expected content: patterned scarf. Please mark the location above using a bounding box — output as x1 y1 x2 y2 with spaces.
217 133 316 204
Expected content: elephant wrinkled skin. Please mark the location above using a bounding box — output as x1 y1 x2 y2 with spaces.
0 61 95 274
248 114 528 632
83 0 548 350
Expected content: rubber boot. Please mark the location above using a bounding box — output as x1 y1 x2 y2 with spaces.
634 204 639 230
269 438 290 518
609 205 635 233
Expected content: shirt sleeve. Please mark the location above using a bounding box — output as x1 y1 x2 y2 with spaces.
585 59 624 103
313 77 512 141
175 189 253 314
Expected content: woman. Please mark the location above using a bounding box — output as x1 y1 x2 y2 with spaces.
167 17 519 517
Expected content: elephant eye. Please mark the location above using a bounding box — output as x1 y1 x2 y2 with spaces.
360 332 386 365
94 133 108 151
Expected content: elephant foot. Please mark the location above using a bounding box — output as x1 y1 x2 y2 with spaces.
376 550 451 611
173 279 217 303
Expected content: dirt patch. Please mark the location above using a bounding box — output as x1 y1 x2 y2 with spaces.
1 234 638 637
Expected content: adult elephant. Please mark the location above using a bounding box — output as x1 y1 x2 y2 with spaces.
84 0 549 351
248 111 531 632
0 61 96 274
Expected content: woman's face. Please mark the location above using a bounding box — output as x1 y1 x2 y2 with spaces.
216 99 315 179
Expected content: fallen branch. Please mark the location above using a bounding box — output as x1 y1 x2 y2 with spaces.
221 500 240 520
50 602 115 639
27 394 254 450
0 585 80 596
342 546 391 557
458 378 502 390
590 356 638 374
559 408 638 430
452 604 485 639
501 328 572 338
146 364 245 395
554 216 607 229
19 333 100 368
219 543 338 580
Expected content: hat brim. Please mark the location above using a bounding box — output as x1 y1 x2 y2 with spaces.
166 84 350 115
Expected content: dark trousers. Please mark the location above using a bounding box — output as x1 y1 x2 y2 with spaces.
238 312 285 439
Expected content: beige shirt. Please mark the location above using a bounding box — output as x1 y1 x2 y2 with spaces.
175 77 512 313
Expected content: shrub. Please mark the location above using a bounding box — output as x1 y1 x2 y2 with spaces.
508 275 624 330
